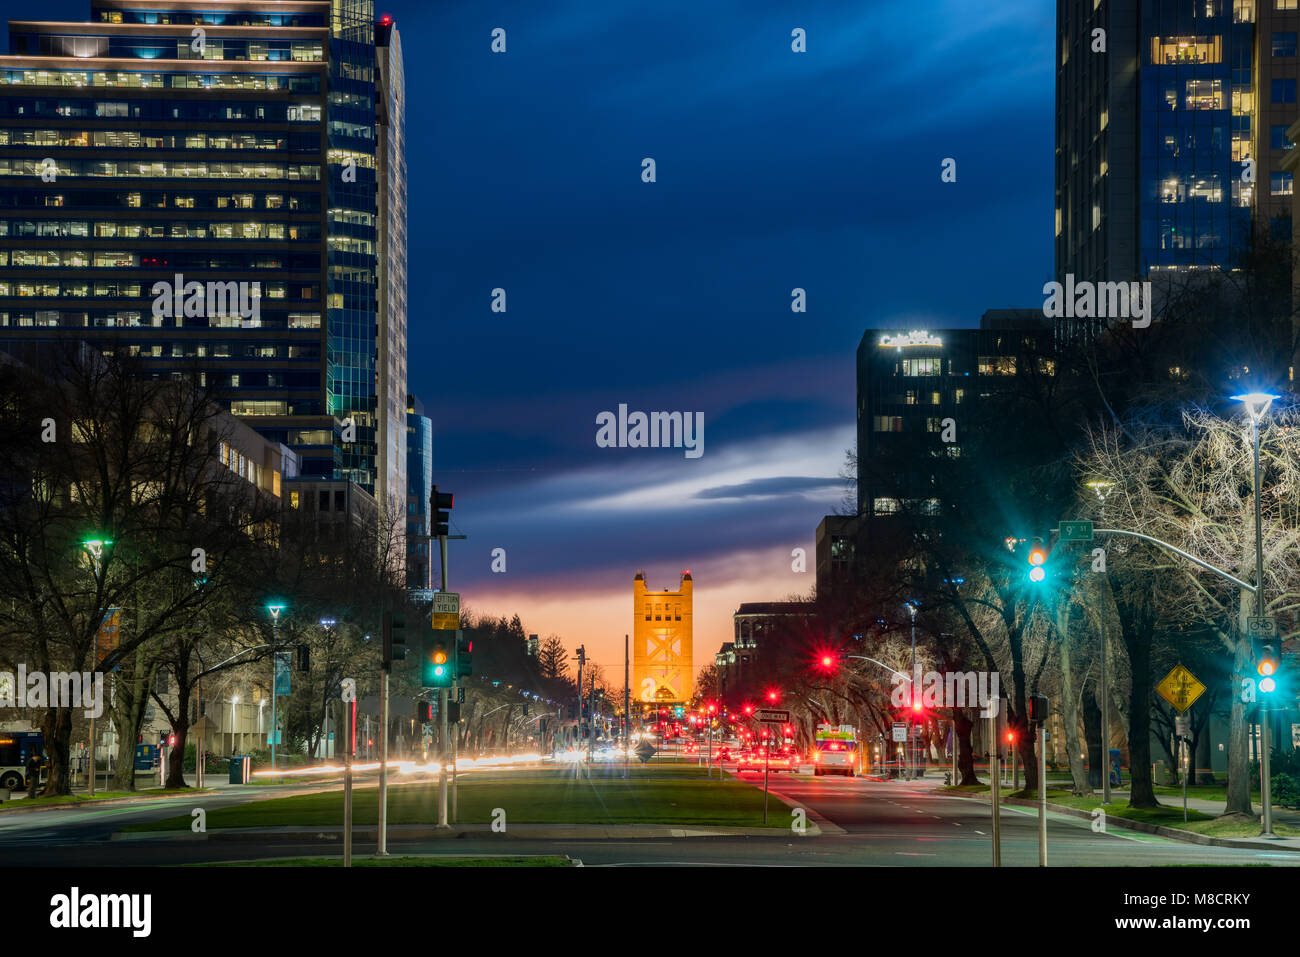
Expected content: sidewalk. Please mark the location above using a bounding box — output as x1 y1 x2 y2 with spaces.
938 781 1300 853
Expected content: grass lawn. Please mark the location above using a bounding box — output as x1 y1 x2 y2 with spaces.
0 787 205 811
197 855 572 867
123 767 792 832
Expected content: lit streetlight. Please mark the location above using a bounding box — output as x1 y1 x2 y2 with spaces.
1232 391 1279 838
1086 477 1115 804
266 602 286 774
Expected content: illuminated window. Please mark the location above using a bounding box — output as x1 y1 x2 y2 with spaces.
872 498 900 516
1150 36 1222 65
977 357 1017 375
1185 79 1223 110
900 357 941 376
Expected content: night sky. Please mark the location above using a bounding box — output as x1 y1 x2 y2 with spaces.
10 0 1056 676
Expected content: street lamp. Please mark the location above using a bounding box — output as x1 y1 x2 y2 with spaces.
81 536 113 798
231 695 239 753
1085 477 1115 804
1232 391 1279 837
266 602 286 775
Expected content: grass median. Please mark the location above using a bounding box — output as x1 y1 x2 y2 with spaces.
198 855 573 867
123 765 793 832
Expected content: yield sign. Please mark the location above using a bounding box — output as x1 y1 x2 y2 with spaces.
1155 664 1206 714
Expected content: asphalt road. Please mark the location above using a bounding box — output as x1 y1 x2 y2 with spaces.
1 769 1296 867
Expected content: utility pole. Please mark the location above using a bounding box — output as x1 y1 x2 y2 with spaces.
576 646 586 768
908 602 917 781
343 696 353 867
624 634 630 780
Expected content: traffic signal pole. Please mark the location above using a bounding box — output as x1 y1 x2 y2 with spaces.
438 530 450 830
378 665 389 854
1037 721 1047 867
989 707 1001 867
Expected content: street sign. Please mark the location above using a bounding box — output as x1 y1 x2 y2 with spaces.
1058 520 1094 542
1155 664 1206 714
755 709 791 724
892 722 907 742
431 591 460 630
1175 716 1190 739
634 741 656 764
1247 616 1277 639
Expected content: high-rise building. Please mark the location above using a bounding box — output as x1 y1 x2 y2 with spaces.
856 310 1052 529
405 393 432 593
632 570 693 705
375 13 406 534
0 0 406 509
1056 0 1299 286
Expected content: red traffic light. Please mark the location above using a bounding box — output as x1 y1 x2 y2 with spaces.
766 689 779 702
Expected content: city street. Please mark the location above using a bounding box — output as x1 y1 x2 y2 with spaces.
1 769 1295 867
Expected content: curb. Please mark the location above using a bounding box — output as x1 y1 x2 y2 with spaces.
0 789 220 816
944 790 1300 853
114 821 821 842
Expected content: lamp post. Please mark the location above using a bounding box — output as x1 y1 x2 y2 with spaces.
82 537 112 798
231 695 239 754
1232 391 1278 838
1086 478 1115 804
266 603 285 775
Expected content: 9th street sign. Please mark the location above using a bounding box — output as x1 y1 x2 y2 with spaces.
1059 520 1094 542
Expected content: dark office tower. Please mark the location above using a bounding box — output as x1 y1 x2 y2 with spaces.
1058 2 1300 288
0 0 406 502
1056 0 1141 289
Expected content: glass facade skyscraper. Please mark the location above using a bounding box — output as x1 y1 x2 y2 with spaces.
0 0 406 504
1057 0 1299 285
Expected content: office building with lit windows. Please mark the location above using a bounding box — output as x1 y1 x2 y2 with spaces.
0 0 407 515
1056 0 1300 288
856 310 1052 530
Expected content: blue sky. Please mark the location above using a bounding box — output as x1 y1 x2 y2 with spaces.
9 0 1056 673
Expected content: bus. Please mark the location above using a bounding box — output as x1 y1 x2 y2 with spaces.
0 731 44 791
813 724 857 776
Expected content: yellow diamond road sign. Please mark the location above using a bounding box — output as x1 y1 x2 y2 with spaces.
1156 664 1206 714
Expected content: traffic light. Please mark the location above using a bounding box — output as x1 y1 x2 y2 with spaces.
383 610 407 667
432 486 454 537
1028 693 1050 724
457 632 473 677
1256 638 1280 696
447 702 462 723
416 701 432 722
421 629 454 688
1027 537 1048 584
